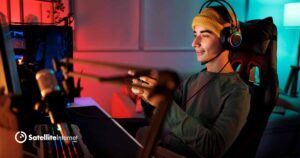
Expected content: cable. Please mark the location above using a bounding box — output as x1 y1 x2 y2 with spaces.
201 51 223 65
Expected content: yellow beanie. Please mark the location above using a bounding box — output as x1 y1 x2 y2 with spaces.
191 7 238 38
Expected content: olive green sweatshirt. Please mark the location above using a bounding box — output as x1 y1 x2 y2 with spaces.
143 71 250 158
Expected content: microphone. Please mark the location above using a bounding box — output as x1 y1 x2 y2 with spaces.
35 69 73 145
35 69 92 157
35 69 68 124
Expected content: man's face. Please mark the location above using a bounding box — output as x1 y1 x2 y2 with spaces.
192 25 223 63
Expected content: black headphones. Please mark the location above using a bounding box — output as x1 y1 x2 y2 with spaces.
198 0 242 50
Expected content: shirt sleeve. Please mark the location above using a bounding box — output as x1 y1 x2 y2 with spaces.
163 87 251 158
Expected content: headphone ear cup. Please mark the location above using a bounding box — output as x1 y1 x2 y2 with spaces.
220 27 242 50
220 27 231 49
229 30 242 48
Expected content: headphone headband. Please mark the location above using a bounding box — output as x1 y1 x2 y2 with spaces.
197 0 242 49
198 0 239 30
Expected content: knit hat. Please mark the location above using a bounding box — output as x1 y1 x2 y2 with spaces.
191 7 238 38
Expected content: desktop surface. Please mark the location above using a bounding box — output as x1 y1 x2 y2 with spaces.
67 105 142 158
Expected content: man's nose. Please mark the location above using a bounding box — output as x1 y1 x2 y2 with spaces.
192 36 201 48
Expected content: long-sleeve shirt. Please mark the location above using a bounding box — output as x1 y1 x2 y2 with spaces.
143 71 251 158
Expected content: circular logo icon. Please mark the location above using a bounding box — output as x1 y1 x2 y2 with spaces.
15 131 27 143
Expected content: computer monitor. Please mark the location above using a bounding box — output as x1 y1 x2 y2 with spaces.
1 13 74 110
9 24 73 85
8 24 74 105
0 13 22 95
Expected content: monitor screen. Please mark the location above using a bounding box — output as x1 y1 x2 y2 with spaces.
8 24 74 105
9 24 73 83
10 29 26 49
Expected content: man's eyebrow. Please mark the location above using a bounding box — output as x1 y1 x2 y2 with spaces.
200 30 213 34
193 30 213 34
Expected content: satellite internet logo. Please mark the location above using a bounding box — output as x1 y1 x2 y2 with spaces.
15 131 27 143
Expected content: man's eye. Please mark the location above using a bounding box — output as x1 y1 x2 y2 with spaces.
202 34 209 38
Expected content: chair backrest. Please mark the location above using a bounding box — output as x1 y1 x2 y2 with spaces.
223 17 279 158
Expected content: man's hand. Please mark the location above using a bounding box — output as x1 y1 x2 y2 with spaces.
0 87 18 131
128 70 161 107
128 70 179 108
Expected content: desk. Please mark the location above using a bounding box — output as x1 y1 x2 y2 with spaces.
9 97 179 158
71 97 185 158
68 97 143 158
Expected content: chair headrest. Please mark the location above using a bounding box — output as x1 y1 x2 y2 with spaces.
236 17 276 55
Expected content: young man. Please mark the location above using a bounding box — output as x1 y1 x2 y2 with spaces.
131 5 251 158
